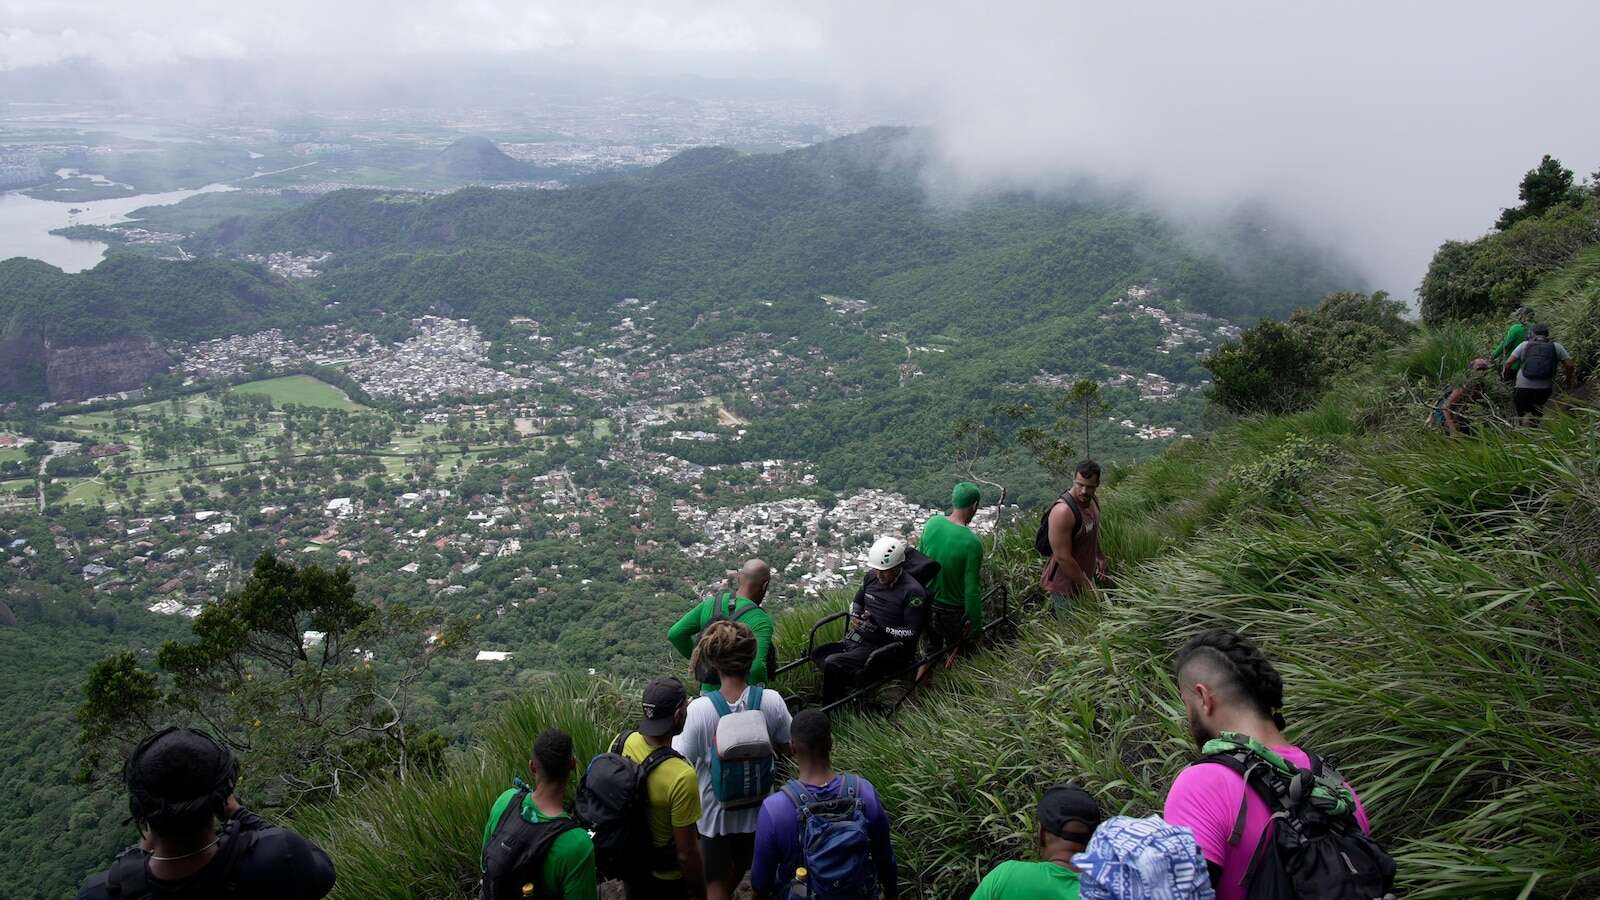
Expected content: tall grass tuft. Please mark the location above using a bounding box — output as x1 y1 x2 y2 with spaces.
1402 321 1484 384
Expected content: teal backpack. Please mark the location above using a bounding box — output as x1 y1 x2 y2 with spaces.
707 686 775 809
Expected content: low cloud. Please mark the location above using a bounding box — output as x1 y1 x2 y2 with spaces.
5 0 1597 298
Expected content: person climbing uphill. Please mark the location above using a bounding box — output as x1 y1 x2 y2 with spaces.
1503 323 1577 421
1491 305 1535 382
1038 460 1106 615
1431 358 1494 435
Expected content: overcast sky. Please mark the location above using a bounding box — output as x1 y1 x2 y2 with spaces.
5 0 1598 296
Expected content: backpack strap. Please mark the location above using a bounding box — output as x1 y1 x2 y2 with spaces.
707 691 733 717
639 744 685 778
1200 751 1278 846
611 730 632 756
782 778 815 823
747 685 763 711
211 823 258 895
728 600 757 623
105 849 151 899
1058 492 1087 539
484 787 532 870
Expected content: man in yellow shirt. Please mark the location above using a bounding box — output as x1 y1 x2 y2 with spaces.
620 677 706 900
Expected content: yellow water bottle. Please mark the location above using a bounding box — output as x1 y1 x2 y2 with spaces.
792 866 810 898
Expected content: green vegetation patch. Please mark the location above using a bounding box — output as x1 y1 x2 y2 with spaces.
229 375 365 411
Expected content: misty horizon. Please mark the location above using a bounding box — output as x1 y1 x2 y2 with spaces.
5 0 1599 298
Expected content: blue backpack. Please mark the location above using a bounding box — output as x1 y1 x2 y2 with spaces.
707 687 775 809
778 775 879 899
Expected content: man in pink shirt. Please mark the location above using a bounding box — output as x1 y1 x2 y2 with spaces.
1163 629 1385 900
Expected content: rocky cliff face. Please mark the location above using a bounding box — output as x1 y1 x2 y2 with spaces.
0 329 48 399
44 336 171 402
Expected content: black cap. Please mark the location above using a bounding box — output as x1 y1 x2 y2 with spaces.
639 677 688 737
1039 783 1101 840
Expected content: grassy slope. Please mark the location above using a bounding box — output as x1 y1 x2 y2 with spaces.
290 273 1600 898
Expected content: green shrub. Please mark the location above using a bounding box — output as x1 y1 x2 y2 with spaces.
1204 320 1326 415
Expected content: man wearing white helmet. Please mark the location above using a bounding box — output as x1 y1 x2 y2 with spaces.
814 536 929 705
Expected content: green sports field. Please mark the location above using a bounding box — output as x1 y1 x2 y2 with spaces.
228 375 365 411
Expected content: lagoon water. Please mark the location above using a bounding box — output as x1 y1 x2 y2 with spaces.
0 180 236 272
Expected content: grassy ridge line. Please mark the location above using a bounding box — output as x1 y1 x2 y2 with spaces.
821 369 1600 897
292 346 1600 897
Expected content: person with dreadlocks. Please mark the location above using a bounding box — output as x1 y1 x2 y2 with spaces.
673 620 792 900
76 726 335 899
1163 629 1384 900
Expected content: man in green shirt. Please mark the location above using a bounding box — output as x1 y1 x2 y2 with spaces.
668 559 776 692
1492 305 1534 381
970 784 1100 899
918 482 985 678
480 728 598 900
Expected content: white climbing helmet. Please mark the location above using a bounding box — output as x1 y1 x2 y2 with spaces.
865 536 906 571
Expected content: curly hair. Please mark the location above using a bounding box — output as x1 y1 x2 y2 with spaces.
1175 628 1288 729
533 727 574 782
690 619 758 680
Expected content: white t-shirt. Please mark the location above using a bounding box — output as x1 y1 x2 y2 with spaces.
672 684 792 837
1509 339 1571 390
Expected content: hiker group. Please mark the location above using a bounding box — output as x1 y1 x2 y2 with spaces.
1433 306 1578 434
76 466 1395 900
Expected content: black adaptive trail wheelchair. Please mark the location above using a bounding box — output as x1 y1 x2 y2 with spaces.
772 578 1012 715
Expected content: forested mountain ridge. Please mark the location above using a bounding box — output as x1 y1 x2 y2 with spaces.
199 127 1361 330
0 256 325 401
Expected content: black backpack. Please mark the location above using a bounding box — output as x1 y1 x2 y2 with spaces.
480 788 583 900
1202 743 1397 900
105 821 257 898
695 593 763 685
575 731 685 883
900 546 942 594
1034 492 1087 557
1520 339 1558 380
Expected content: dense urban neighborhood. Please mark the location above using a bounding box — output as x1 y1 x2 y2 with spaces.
1 276 1224 679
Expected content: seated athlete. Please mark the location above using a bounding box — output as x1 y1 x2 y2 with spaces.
815 536 928 705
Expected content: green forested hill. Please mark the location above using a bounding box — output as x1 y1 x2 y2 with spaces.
201 128 1361 330
0 255 324 350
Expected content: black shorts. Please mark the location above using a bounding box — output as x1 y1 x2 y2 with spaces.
923 603 968 658
699 831 755 886
624 875 688 900
1513 386 1553 417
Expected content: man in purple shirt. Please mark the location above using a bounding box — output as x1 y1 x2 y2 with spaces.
750 710 897 899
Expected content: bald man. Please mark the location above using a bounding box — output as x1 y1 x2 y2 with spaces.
669 559 778 692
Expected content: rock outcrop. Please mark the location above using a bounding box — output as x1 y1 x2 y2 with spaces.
0 329 48 399
45 336 171 402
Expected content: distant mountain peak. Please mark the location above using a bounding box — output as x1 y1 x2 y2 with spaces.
427 136 532 181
